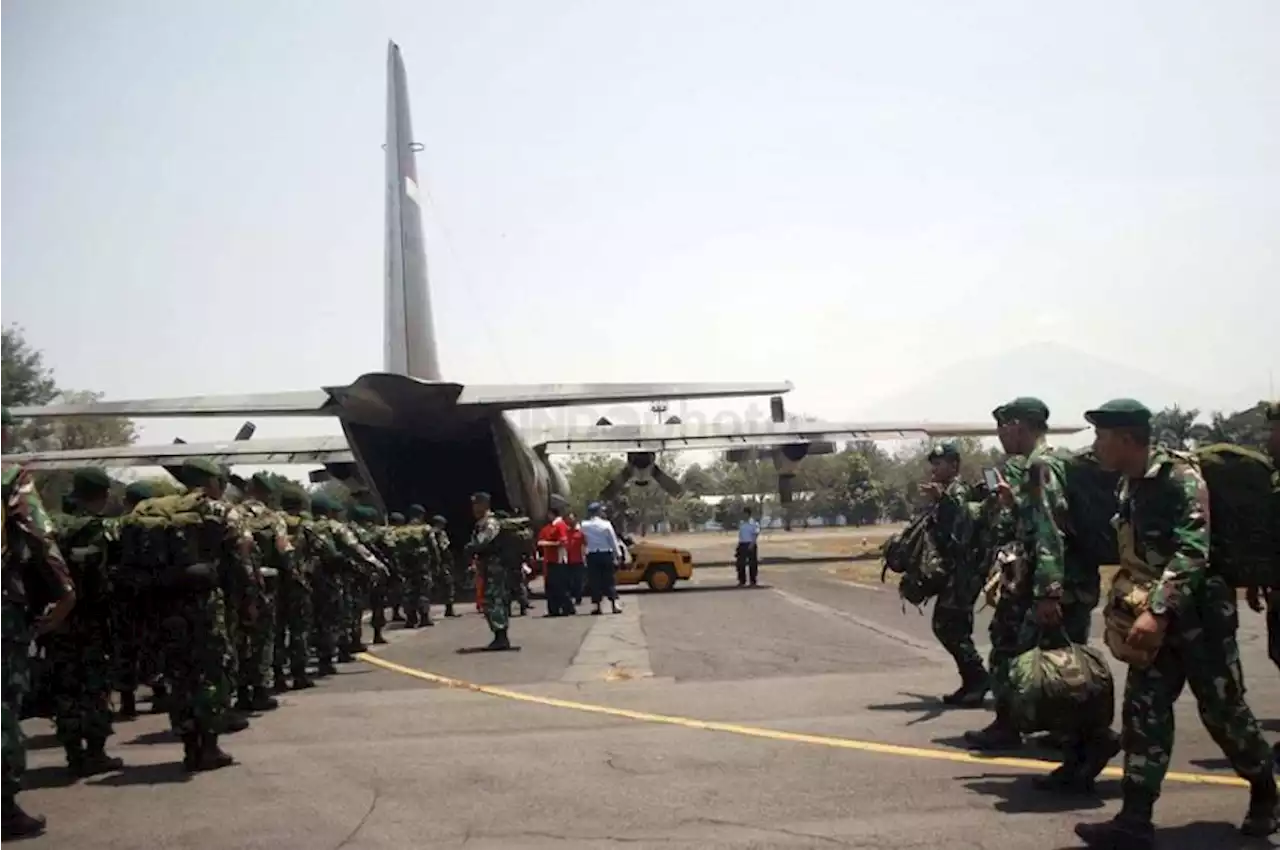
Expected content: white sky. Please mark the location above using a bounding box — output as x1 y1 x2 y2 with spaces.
3 0 1278 470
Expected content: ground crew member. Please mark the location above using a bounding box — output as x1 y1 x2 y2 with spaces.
1074 399 1277 847
735 506 761 587
565 512 586 606
581 502 623 615
538 504 572 616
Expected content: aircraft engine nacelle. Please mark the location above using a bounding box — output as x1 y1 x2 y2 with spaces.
600 451 682 501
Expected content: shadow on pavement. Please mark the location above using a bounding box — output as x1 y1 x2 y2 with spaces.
125 729 176 746
88 760 191 787
962 772 1114 813
21 732 60 752
932 734 1063 758
1048 819 1259 850
20 765 77 791
865 692 955 726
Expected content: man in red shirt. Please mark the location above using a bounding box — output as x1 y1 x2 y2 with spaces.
564 512 586 607
537 505 573 616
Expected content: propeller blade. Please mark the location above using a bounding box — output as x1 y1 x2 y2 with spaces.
651 465 683 497
233 421 256 441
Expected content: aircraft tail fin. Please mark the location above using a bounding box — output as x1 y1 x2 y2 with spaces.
385 41 442 381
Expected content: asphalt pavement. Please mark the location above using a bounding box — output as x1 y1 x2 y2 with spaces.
17 562 1280 849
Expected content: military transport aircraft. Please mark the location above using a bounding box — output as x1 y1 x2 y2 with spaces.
7 42 1083 538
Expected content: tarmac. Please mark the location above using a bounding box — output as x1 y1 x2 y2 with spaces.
16 533 1280 849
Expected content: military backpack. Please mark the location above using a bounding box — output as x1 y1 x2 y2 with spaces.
881 510 949 606
119 492 222 591
495 516 534 570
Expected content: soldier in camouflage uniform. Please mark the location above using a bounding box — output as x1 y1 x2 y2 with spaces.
395 509 433 628
1250 402 1280 679
385 512 406 623
921 442 988 707
3 409 77 839
431 513 460 618
350 505 393 646
466 492 512 650
276 489 318 690
313 501 387 657
307 496 346 674
47 468 125 777
965 398 1115 770
112 480 158 719
1075 400 1277 848
236 473 289 711
152 458 254 771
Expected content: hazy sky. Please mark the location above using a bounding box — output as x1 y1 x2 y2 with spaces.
4 0 1278 450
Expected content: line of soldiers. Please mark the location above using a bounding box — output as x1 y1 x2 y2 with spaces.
1 443 464 840
918 397 1279 848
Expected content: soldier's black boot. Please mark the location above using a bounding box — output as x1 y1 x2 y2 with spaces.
445 603 459 618
291 667 316 689
250 687 279 712
196 733 235 771
63 742 85 776
1 795 47 840
337 639 355 663
181 732 202 771
349 633 368 653
1074 784 1155 849
1241 774 1279 837
391 606 404 622
486 629 511 651
235 686 254 712
118 689 138 720
222 710 250 733
78 738 124 777
1032 734 1089 793
404 611 419 629
422 607 434 627
942 666 989 708
963 703 1022 751
149 682 169 714
372 626 388 645
271 667 289 694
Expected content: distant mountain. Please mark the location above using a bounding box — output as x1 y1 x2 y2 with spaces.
855 342 1244 425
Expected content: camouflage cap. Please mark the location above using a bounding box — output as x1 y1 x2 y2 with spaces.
1 407 13 427
431 514 447 526
407 503 426 517
388 511 406 524
181 457 224 482
470 491 491 503
124 481 155 504
71 466 113 496
351 504 378 521
1084 398 1152 429
1266 401 1280 423
993 396 1050 425
309 493 334 515
927 441 960 462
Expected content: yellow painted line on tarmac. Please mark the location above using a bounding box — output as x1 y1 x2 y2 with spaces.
357 652 1247 789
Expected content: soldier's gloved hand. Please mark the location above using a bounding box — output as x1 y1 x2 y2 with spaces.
1246 586 1264 613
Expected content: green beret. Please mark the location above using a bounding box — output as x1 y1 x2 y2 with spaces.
388 511 405 524
1 408 13 427
1266 401 1280 423
407 503 426 517
124 481 154 504
470 491 491 503
249 472 276 493
309 494 334 515
927 441 960 462
280 490 309 512
431 514 447 526
71 466 113 496
1084 398 1153 429
182 457 224 482
993 396 1050 425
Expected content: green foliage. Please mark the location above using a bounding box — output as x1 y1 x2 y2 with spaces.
2 325 57 407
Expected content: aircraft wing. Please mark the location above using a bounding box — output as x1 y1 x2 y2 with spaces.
455 381 794 409
7 390 333 420
533 419 1089 454
4 436 354 471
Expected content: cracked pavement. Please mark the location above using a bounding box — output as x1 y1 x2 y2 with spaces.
16 545 1280 849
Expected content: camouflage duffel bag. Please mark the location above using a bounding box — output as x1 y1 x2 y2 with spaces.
1007 642 1115 735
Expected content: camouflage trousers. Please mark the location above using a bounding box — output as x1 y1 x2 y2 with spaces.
432 557 455 605
162 589 234 737
1266 588 1280 674
274 577 313 681
311 574 344 664
1121 577 1273 797
2 602 33 799
402 561 431 622
482 561 510 633
932 570 984 678
237 586 275 691
988 591 1093 707
45 630 114 747
111 592 161 695
386 569 404 612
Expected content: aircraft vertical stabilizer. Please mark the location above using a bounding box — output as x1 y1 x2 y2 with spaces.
384 41 441 381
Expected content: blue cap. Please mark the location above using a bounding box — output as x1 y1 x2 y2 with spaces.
587 501 602 513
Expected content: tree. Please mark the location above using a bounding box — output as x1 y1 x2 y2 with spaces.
2 325 58 408
558 455 626 517
680 463 715 496
1151 405 1202 450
